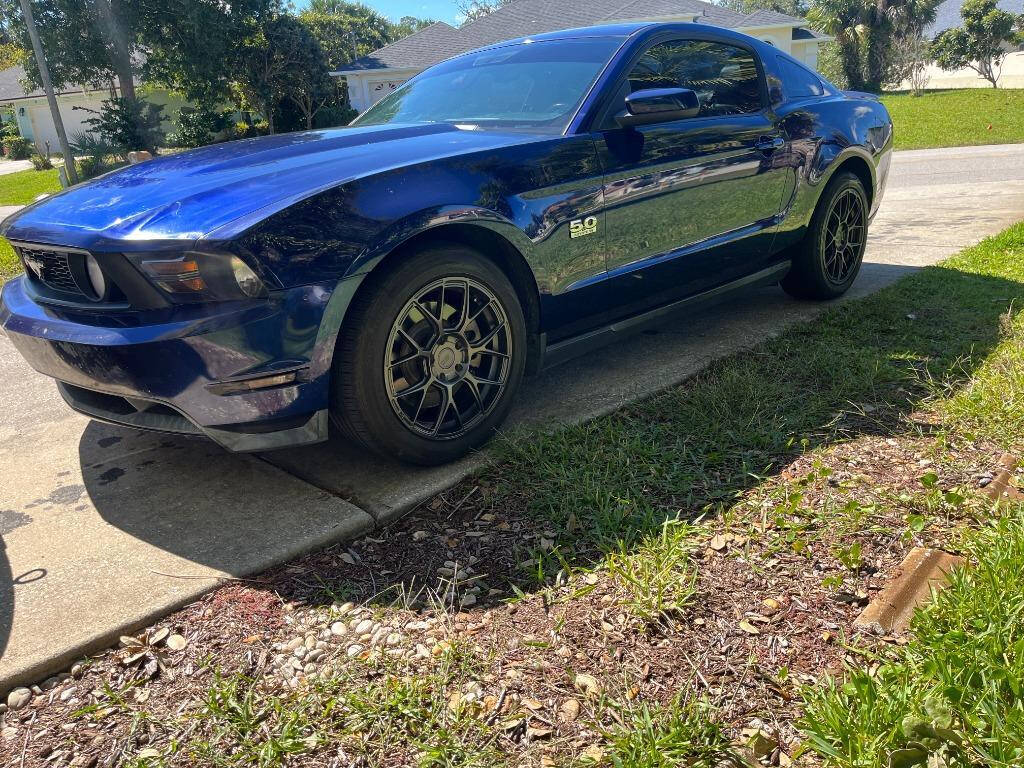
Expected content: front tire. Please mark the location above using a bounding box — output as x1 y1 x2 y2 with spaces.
782 171 869 300
332 245 526 465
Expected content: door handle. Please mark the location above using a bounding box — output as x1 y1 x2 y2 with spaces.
756 136 785 152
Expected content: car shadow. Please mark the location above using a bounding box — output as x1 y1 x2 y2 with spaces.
245 262 1024 615
71 261 1021 624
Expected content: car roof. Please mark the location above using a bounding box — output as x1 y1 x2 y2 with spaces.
470 21 769 56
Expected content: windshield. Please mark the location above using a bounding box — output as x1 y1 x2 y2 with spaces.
353 38 621 133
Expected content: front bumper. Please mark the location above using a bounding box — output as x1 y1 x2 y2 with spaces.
1 275 343 452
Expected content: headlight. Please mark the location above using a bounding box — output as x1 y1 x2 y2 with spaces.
127 252 267 302
84 254 108 300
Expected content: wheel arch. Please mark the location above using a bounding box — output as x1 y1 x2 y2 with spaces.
829 154 875 209
343 220 545 374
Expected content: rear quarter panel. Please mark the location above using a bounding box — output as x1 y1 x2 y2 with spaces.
769 92 893 254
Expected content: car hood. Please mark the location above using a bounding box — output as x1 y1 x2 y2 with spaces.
0 123 539 251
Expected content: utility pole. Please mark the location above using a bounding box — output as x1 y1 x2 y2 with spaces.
18 0 79 184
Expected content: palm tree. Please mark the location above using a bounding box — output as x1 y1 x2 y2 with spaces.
808 0 941 91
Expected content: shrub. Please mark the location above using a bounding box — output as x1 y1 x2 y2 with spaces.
69 131 120 181
313 103 358 128
232 120 271 140
167 106 232 148
0 119 20 140
30 153 52 170
73 97 165 158
3 136 32 159
817 41 850 90
76 156 107 180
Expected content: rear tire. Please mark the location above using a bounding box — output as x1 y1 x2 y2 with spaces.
781 171 869 300
331 244 526 466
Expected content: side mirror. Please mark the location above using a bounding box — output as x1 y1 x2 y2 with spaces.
616 88 701 128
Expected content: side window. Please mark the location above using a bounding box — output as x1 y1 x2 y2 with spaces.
776 56 826 100
624 39 764 118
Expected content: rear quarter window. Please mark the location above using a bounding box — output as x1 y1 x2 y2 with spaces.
776 56 826 101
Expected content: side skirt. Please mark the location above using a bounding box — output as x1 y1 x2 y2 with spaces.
539 261 792 370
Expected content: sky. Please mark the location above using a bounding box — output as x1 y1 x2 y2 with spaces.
293 0 464 24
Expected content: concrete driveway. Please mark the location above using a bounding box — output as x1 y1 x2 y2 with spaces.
2 143 1024 693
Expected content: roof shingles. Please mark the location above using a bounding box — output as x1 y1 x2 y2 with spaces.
337 0 815 73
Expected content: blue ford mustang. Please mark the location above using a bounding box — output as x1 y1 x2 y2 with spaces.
0 22 892 465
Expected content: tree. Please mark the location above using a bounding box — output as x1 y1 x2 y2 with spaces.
457 0 511 24
74 95 164 155
298 3 393 70
140 0 279 104
0 40 22 69
887 34 931 92
393 15 435 38
931 0 1024 88
717 0 808 16
0 0 140 100
280 25 337 129
808 0 942 91
231 14 332 134
0 0 278 106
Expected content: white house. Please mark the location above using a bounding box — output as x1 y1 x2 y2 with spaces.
334 0 831 113
0 65 188 153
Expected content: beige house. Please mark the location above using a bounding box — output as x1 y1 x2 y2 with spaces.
0 65 188 153
335 0 831 113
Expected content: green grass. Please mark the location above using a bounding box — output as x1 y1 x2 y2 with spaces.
601 696 740 767
0 166 60 205
800 509 1024 767
490 224 1024 571
0 238 18 281
881 89 1024 150
798 267 1024 767
161 639 503 768
0 167 62 280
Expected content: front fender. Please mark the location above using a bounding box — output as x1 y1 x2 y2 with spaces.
343 205 536 278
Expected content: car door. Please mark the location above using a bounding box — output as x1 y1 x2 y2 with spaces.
590 36 789 319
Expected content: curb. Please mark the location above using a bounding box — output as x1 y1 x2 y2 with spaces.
984 453 1022 506
854 547 963 635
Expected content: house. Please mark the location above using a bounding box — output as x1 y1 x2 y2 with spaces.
334 0 831 113
0 65 188 153
909 0 1024 89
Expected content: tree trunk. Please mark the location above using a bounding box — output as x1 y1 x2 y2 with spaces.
264 100 275 134
863 29 887 92
93 0 136 102
838 34 865 91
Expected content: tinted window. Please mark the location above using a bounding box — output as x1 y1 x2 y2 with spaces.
623 40 763 117
353 39 620 134
777 56 825 100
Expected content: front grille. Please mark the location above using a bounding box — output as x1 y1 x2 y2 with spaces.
19 245 87 298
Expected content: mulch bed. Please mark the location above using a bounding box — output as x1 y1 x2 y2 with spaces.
0 421 1010 768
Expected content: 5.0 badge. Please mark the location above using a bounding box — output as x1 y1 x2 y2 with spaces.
569 216 598 239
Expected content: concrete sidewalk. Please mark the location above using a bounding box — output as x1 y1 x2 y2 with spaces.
2 143 1024 695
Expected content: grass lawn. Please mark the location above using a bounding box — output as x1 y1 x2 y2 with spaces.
10 224 1024 767
881 88 1024 150
0 166 60 206
0 167 62 281
0 238 19 281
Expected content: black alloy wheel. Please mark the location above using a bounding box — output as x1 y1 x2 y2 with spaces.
385 276 512 440
822 187 866 286
782 171 869 300
332 245 526 466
